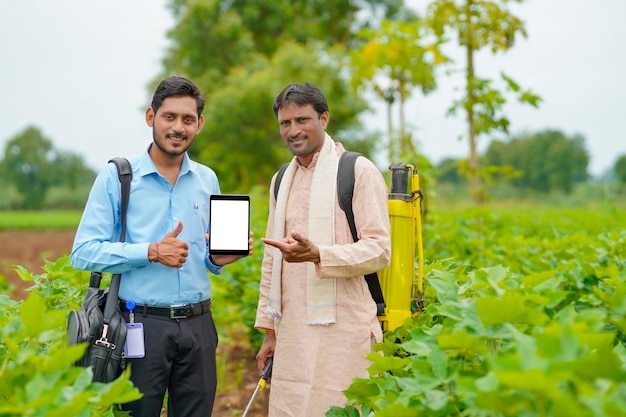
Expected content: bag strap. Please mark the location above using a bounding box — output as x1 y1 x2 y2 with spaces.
336 152 386 315
108 157 132 244
273 152 386 315
273 152 360 213
101 157 132 324
89 158 132 289
273 162 290 201
336 151 360 241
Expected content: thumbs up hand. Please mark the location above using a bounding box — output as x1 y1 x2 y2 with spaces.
153 220 189 268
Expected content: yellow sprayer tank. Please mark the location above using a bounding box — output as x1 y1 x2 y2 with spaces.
378 163 423 332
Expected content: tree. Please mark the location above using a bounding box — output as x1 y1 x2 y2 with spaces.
0 126 96 209
436 157 464 184
614 154 626 184
1 126 55 209
162 0 410 93
484 129 589 193
167 0 408 58
53 151 97 191
426 0 541 204
350 17 446 164
195 42 371 191
160 0 256 92
156 0 412 191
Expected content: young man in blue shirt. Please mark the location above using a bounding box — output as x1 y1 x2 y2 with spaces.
71 76 252 416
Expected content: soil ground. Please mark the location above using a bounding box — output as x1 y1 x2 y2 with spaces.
1 230 269 417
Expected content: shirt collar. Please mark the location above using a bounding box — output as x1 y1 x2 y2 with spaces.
139 144 194 177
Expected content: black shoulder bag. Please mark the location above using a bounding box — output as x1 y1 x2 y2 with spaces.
67 157 132 383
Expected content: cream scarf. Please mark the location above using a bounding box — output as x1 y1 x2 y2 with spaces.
267 133 338 325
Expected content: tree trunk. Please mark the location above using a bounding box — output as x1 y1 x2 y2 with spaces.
465 0 483 205
399 82 417 160
387 98 394 164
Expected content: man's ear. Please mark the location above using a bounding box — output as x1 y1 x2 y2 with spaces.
320 111 329 130
197 114 205 132
145 107 154 127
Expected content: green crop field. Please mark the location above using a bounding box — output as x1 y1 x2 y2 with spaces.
0 210 82 230
330 202 626 416
1 201 625 416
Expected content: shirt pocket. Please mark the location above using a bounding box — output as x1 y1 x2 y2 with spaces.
187 200 209 245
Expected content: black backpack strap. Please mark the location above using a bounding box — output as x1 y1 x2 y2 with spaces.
366 274 386 316
101 158 132 324
274 153 360 219
273 162 290 201
89 158 133 289
337 152 386 316
337 151 361 241
108 157 132 243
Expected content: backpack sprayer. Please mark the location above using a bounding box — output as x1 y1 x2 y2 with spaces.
242 162 425 415
377 162 424 332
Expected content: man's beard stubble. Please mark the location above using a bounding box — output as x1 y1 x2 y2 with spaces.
153 131 194 157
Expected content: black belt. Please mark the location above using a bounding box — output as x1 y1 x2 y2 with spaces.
120 299 212 319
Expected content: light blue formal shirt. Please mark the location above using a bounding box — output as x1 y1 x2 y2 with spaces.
70 148 223 306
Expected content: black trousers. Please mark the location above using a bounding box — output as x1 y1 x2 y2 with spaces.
121 309 218 417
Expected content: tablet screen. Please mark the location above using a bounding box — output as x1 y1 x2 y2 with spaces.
209 194 250 256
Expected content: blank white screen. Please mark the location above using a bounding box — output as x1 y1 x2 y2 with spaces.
210 198 249 251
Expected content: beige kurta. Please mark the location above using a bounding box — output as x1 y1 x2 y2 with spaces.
255 143 391 417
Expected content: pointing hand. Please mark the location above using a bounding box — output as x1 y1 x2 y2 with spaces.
261 231 320 263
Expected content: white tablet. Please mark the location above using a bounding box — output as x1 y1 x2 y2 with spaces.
209 194 250 256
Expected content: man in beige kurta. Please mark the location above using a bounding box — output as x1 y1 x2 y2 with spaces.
254 82 391 417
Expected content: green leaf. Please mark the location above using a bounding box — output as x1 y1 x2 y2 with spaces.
573 349 626 381
476 291 548 326
427 277 460 303
475 372 498 391
15 265 36 282
376 402 425 417
428 347 448 380
437 329 489 355
424 389 450 411
396 375 439 392
96 367 143 405
367 355 411 374
495 368 559 397
325 406 361 417
24 372 48 403
430 301 466 322
18 292 66 339
342 379 381 403
401 338 434 356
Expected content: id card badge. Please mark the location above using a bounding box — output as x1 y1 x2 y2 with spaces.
124 322 145 358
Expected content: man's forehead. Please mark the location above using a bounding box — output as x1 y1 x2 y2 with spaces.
278 102 316 118
158 96 197 114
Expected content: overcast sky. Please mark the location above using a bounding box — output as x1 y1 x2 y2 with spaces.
1 0 624 178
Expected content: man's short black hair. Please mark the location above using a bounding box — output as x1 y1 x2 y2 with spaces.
151 76 205 117
272 82 329 117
